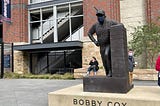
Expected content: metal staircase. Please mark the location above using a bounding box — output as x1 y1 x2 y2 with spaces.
32 9 82 43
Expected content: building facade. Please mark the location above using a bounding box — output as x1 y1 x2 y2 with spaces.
1 0 160 74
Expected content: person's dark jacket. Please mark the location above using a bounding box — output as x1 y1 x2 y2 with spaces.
89 60 99 71
128 56 135 72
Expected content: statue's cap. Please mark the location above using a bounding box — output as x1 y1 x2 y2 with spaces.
96 10 105 16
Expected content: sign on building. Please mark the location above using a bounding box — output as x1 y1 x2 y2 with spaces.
2 0 11 22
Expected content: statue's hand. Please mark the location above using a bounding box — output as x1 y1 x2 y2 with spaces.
95 41 100 46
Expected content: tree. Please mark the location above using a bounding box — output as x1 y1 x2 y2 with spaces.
129 23 160 68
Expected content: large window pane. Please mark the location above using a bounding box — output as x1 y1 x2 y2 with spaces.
29 1 83 43
42 20 54 35
42 7 53 20
57 4 70 41
30 22 41 40
71 2 83 16
42 19 54 43
58 18 70 41
30 9 40 21
57 4 69 18
30 0 52 4
71 17 83 33
65 16 83 41
42 7 54 38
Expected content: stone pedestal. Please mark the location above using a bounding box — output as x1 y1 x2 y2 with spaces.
110 24 129 78
83 24 133 93
48 84 160 106
83 76 133 93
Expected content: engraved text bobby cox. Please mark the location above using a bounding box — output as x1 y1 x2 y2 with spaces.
73 98 127 106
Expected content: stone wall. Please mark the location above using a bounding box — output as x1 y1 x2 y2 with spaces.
133 69 158 81
82 41 103 67
74 37 104 78
14 50 29 74
120 0 160 40
74 67 158 81
120 0 146 41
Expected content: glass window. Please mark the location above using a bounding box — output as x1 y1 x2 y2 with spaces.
57 4 70 41
30 9 40 22
57 4 69 19
42 7 54 36
30 7 55 43
29 1 84 43
58 18 70 41
71 17 83 34
42 7 53 20
30 9 41 43
30 22 41 40
71 2 83 16
30 0 52 4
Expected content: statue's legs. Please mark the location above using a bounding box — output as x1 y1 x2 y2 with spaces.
100 45 112 77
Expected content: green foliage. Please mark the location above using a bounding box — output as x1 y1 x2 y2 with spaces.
4 72 75 80
129 23 160 68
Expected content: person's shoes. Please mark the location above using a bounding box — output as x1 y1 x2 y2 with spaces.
107 74 112 77
94 72 97 75
107 71 112 77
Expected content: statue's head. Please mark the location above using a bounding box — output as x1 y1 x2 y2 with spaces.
96 10 106 25
96 10 106 17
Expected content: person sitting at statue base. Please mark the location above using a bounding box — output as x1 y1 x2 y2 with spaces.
86 57 99 76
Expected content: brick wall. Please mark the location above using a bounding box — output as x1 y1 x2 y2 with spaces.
3 0 28 43
83 0 120 37
74 41 104 78
146 0 160 24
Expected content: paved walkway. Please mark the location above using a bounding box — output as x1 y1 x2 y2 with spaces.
0 79 82 106
0 79 158 106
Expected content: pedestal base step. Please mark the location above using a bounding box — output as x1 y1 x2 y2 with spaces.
48 84 160 106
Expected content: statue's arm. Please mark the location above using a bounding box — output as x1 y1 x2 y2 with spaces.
88 24 99 46
111 20 119 25
111 20 125 28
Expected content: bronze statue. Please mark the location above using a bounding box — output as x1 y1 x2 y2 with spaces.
88 9 119 77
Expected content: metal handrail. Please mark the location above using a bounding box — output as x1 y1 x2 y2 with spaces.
62 25 83 42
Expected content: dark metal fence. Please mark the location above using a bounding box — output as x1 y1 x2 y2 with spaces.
0 43 4 78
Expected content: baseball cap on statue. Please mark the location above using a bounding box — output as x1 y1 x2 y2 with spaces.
96 10 106 17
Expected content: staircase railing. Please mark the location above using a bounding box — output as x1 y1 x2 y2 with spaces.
63 25 83 42
32 9 81 43
32 12 70 43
